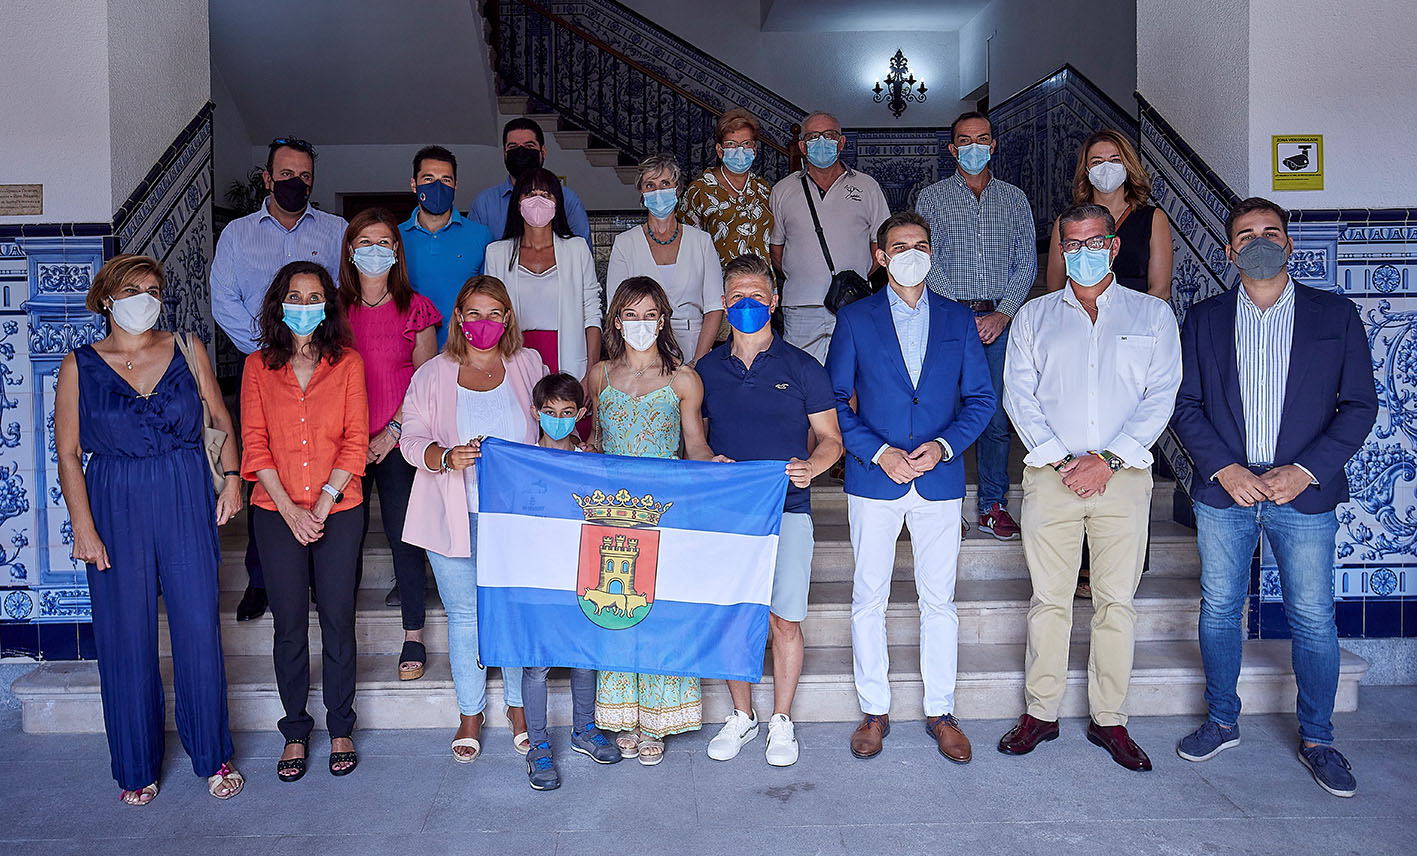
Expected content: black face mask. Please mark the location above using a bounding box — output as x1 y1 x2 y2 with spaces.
504 146 542 179
270 176 311 213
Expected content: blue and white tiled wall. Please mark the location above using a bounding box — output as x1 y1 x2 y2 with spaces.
0 104 215 660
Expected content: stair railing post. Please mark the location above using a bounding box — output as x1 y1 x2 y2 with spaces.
788 123 802 174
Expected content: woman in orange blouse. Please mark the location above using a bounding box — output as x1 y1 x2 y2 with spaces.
241 260 369 782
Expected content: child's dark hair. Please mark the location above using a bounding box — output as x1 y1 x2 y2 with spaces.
532 372 585 410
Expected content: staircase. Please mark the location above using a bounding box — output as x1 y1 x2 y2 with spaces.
11 479 1366 734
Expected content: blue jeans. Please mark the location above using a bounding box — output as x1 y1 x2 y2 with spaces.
975 324 1011 513
426 514 523 716
1193 500 1339 745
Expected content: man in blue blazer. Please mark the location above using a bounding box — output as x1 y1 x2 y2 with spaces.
826 212 995 762
1172 197 1377 798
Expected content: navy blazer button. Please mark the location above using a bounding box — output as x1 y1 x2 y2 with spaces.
913 397 919 404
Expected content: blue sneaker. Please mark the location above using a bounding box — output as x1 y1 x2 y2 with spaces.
1176 720 1240 762
526 742 560 791
569 724 622 764
1298 744 1357 798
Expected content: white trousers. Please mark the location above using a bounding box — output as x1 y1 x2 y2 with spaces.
848 486 962 716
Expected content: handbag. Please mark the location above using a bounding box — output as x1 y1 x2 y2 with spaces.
801 174 875 314
173 331 228 492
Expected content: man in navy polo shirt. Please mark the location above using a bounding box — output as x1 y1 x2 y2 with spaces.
698 253 843 767
400 145 494 346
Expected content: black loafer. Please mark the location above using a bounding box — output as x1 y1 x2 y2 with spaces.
236 586 267 622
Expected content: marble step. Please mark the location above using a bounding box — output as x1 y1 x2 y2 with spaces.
176 576 1205 659
13 641 1367 734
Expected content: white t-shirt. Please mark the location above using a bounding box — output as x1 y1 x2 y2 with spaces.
512 264 561 331
769 167 891 307
456 379 528 511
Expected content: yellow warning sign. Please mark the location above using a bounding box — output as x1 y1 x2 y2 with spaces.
1272 135 1323 191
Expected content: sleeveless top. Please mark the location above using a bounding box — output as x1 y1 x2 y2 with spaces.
597 364 682 459
1112 204 1157 293
76 338 204 459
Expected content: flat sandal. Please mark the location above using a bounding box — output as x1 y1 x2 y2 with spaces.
277 738 308 783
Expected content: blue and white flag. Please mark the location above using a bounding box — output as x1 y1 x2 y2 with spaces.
475 438 789 682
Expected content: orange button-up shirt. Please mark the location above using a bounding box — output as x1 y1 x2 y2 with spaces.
240 350 369 513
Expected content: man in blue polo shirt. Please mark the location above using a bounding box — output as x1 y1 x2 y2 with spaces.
469 118 591 244
698 253 843 767
400 145 494 346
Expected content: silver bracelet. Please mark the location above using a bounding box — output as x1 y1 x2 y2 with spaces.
438 446 453 473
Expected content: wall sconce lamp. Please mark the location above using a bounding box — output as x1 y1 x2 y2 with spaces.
873 50 927 118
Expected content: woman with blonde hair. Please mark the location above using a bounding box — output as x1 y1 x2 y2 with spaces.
1045 128 1173 299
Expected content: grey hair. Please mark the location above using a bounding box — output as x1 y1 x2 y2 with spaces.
1058 202 1116 236
723 253 774 289
637 153 682 192
800 111 841 136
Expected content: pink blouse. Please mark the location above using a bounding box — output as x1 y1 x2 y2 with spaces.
348 293 442 436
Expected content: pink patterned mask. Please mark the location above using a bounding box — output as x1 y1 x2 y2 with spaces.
461 319 505 350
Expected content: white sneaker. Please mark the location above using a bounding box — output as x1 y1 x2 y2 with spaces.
707 709 759 761
764 714 799 766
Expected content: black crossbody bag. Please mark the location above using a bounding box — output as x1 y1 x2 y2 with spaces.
801 175 875 314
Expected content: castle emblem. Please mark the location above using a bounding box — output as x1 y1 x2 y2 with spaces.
572 489 671 630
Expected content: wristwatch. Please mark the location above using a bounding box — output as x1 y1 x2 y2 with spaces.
1099 451 1124 472
321 483 344 503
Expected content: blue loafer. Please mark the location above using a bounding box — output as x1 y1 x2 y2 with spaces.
1298 744 1356 798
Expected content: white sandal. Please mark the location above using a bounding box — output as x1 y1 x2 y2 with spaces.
206 763 244 800
451 737 481 764
119 782 159 806
506 707 530 755
637 737 665 766
616 731 641 759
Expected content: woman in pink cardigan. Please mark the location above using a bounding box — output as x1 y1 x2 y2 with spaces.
400 275 546 763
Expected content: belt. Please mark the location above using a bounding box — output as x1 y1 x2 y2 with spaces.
1247 464 1274 475
955 299 997 314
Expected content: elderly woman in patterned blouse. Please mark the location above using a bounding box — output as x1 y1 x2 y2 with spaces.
679 108 776 343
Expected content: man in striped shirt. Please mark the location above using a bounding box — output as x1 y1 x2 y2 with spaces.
1171 197 1377 798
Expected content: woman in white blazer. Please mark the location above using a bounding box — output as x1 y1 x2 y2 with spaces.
606 153 724 363
484 167 603 382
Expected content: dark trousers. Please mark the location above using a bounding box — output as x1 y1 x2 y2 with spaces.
359 452 427 631
254 505 362 741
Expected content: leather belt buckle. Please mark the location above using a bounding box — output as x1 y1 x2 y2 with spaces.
960 299 997 315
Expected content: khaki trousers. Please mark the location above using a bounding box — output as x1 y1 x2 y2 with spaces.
1020 464 1152 726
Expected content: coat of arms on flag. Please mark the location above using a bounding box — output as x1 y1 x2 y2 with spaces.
573 489 670 629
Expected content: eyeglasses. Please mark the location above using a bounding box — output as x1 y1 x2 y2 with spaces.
801 130 842 143
269 137 314 154
721 140 758 151
1060 234 1115 254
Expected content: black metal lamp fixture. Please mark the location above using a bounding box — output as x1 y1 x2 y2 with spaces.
873 50 927 118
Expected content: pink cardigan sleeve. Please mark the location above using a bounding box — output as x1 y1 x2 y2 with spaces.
399 356 444 471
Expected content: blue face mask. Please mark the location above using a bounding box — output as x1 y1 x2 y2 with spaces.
726 296 771 334
351 245 397 277
722 146 755 174
805 137 840 169
538 412 577 441
416 179 455 215
283 302 326 336
1063 244 1114 287
956 143 992 175
642 188 678 218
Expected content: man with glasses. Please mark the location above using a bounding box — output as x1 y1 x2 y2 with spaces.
915 111 1035 541
210 136 347 621
469 117 591 243
998 203 1181 772
768 111 890 364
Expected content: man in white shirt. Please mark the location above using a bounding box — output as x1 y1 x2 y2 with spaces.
998 203 1182 772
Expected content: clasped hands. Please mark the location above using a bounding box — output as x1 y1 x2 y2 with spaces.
878 442 946 485
1216 463 1311 507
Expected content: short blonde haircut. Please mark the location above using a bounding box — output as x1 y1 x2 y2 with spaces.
716 108 760 143
443 275 524 360
1071 129 1152 208
85 254 165 314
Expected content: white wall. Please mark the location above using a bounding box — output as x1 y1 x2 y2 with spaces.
1247 0 1417 208
106 0 210 211
0 0 112 224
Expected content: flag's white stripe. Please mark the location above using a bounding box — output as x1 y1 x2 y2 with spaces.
476 511 776 606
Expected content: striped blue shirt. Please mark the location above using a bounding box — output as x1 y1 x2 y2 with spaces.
886 284 929 387
913 172 1037 317
1235 278 1295 466
210 201 347 353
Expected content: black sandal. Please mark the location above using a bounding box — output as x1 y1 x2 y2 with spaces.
398 640 426 681
329 742 358 777
277 738 307 783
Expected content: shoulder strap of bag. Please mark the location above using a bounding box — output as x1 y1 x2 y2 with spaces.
800 174 837 275
172 332 211 414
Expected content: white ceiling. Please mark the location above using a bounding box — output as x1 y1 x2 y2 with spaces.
760 0 989 32
209 0 499 147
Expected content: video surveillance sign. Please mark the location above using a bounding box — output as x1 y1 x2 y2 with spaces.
1272 135 1323 191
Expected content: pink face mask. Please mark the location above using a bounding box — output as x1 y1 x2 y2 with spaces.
461 319 505 350
519 195 557 228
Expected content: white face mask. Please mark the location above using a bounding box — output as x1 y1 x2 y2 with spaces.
109 292 162 335
621 319 659 352
887 248 932 287
1088 161 1127 194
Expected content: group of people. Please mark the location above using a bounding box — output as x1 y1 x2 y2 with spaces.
57 105 1373 807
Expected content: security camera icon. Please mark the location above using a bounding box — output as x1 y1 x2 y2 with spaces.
1282 145 1312 172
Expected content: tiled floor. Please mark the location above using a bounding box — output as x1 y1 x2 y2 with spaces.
1 683 1412 855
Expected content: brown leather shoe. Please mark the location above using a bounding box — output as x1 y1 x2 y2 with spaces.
925 715 972 763
997 714 1060 755
850 714 890 759
1087 720 1153 771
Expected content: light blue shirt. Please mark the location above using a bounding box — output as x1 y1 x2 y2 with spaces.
914 172 1037 317
887 285 929 388
210 200 347 353
400 208 493 347
468 175 591 244
1235 278 1296 467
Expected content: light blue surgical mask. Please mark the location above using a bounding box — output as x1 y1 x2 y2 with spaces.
538 412 577 441
351 245 397 277
805 137 840 169
643 188 678 219
722 146 755 174
283 302 326 336
1063 244 1114 287
956 143 992 175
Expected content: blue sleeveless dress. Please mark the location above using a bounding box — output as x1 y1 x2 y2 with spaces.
75 338 232 789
